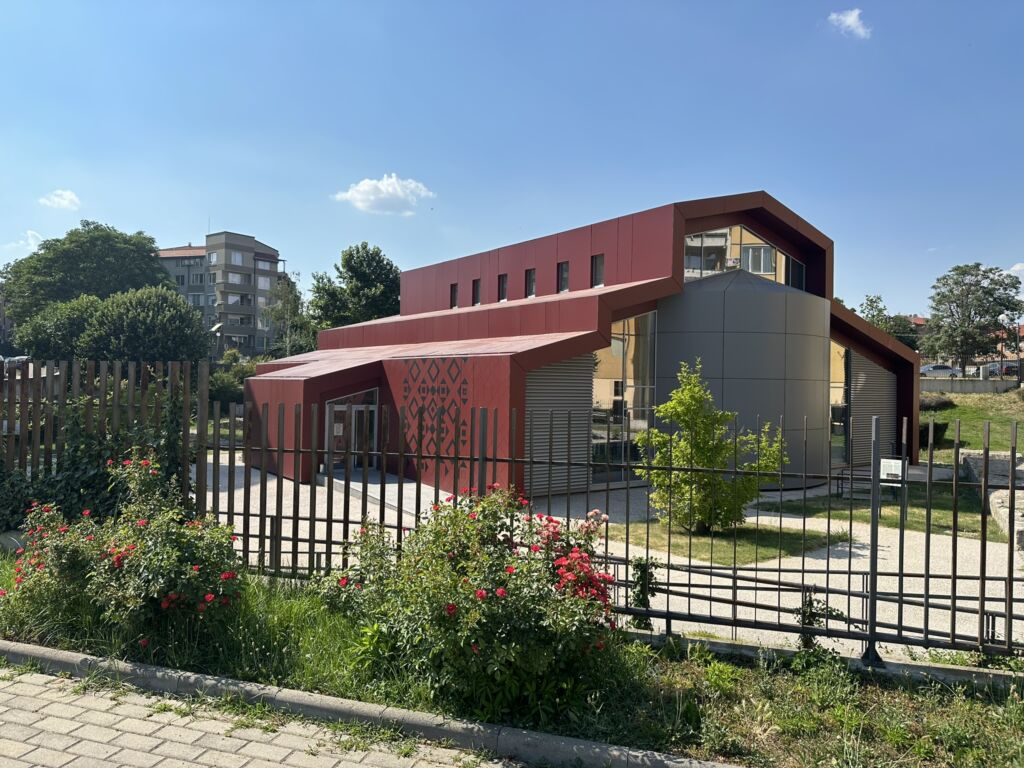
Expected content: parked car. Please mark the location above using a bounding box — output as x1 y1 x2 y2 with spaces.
920 363 962 378
966 362 1000 378
1003 363 1019 376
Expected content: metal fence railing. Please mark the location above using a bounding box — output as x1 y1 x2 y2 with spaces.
2 360 1022 662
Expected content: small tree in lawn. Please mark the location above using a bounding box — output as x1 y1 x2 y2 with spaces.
635 361 786 533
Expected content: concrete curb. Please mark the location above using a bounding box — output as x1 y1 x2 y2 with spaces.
0 639 738 768
627 632 1023 692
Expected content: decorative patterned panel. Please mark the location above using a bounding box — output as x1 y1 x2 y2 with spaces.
396 356 470 479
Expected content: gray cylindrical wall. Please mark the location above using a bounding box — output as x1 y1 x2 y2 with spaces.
655 271 830 486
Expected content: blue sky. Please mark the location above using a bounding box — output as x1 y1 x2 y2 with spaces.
1 1 1021 315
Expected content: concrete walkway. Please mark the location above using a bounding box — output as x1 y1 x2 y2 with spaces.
0 668 514 768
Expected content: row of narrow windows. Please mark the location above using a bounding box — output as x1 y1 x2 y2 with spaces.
449 254 605 308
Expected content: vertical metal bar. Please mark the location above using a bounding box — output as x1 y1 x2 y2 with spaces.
433 408 442 506
624 407 633 598
1007 421 1016 653
862 415 883 665
110 361 121 439
211 401 221 519
342 404 353 561
325 403 335 571
139 363 149 428
414 407 424 526
242 402 252 564
180 361 192 497
949 420 961 643
30 361 42 477
152 362 164 433
477 407 488 499
228 403 237 529
274 403 286 573
397 406 406 547
196 361 209 514
468 407 476 495
825 417 832 633
897 417 908 639
83 360 94 434
291 404 302 573
565 409 572 522
491 407 498 486
360 403 370 523
56 361 68 468
42 361 55 477
546 409 553 515
378 405 389 528
978 421 990 649
452 405 462 506
924 418 934 642
18 362 29 472
97 361 108 439
258 403 269 571
4 363 15 471
125 360 135 438
308 403 319 575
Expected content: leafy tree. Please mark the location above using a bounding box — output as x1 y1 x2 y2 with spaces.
857 294 920 350
77 286 209 361
308 242 400 328
13 295 103 359
262 272 318 358
921 263 1024 372
0 221 172 325
635 361 786 533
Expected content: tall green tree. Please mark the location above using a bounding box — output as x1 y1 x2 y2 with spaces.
857 294 920 350
635 361 786 533
13 295 103 359
921 263 1024 372
0 221 173 325
262 272 318 358
308 242 400 328
77 286 209 361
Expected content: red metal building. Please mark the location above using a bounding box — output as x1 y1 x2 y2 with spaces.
246 192 919 490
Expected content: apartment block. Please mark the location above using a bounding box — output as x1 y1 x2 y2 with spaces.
159 232 285 357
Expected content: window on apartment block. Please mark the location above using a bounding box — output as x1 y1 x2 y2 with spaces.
230 250 244 266
189 273 205 285
256 259 274 271
257 276 272 291
590 254 605 288
472 278 481 305
787 257 806 290
525 268 536 297
208 252 218 265
740 245 775 275
497 273 508 301
449 283 459 309
175 275 185 286
557 261 570 293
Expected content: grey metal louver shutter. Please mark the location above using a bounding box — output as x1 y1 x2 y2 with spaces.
525 355 594 495
850 351 897 464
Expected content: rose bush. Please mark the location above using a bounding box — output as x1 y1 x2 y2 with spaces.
308 485 619 725
0 454 240 659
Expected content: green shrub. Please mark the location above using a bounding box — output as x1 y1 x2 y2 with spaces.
920 393 956 412
0 455 240 657
308 486 618 725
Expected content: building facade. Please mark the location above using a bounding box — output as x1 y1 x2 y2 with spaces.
246 192 920 490
159 232 284 357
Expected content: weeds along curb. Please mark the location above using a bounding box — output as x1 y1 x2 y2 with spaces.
625 632 1023 693
0 638 739 768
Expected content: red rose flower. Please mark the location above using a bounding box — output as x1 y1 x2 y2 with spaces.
136 519 148 527
82 509 91 517
445 603 457 616
139 638 149 648
204 593 215 603
467 512 478 520
338 577 348 588
140 459 151 467
192 565 200 572
505 565 515 574
495 587 507 598
475 589 487 600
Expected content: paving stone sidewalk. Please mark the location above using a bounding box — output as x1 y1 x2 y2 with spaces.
0 669 514 768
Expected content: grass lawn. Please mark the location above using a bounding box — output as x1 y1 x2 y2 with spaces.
605 521 852 565
757 482 1006 543
922 390 1024 463
2 551 1022 767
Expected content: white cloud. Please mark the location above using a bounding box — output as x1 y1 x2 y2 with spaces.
1 229 43 253
331 173 435 216
38 188 80 210
828 8 872 39
1009 263 1024 274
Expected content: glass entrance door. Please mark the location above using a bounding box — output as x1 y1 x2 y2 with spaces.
324 388 379 473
